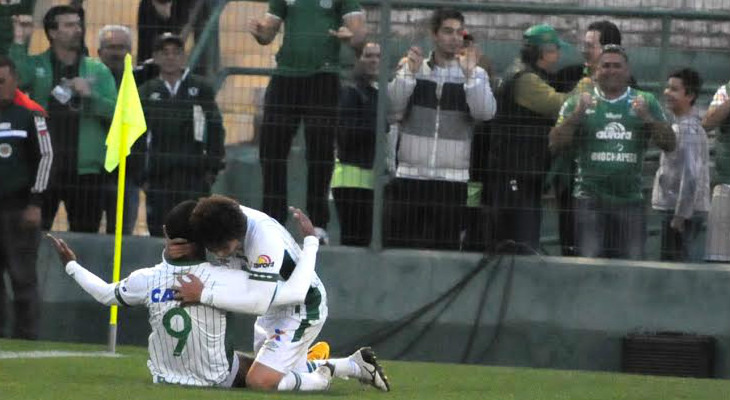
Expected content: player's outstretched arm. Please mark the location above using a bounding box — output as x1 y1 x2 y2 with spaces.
47 234 119 306
47 234 145 307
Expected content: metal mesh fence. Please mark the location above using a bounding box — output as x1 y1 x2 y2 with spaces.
6 0 730 261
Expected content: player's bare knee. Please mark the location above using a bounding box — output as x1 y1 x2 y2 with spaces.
245 371 281 391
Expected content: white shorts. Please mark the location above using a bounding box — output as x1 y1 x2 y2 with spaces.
253 286 328 374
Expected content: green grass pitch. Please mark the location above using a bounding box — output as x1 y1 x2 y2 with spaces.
1 339 729 400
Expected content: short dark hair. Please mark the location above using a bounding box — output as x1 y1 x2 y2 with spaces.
43 5 81 42
600 44 629 63
669 68 703 105
164 200 198 241
0 56 17 76
190 195 247 251
587 20 622 46
430 8 464 34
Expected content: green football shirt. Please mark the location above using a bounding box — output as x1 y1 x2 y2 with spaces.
268 0 362 76
558 86 667 203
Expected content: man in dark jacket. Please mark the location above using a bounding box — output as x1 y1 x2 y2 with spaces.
488 24 585 254
0 56 53 339
138 33 225 237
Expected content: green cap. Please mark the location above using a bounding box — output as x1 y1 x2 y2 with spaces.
523 24 568 48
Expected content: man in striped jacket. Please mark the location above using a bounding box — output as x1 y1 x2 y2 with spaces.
386 8 496 250
0 55 53 339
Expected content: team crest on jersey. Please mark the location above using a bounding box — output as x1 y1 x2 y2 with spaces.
285 0 295 5
0 123 10 130
188 87 199 97
150 92 161 101
320 0 333 8
0 143 12 158
35 67 46 78
253 254 275 269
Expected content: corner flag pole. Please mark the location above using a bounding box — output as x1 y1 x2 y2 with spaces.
104 53 146 353
108 124 129 354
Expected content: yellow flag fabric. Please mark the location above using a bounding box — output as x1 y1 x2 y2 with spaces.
105 54 146 172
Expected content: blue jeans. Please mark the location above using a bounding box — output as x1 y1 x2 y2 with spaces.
575 197 646 260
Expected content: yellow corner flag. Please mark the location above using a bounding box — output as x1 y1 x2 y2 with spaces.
105 53 146 172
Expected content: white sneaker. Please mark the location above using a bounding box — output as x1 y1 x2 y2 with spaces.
349 347 390 392
314 363 335 390
314 227 329 245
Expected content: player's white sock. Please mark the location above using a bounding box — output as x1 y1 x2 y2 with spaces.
276 367 332 391
311 358 361 379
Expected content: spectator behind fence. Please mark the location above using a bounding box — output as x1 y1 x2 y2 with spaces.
331 42 380 246
488 24 584 254
551 20 624 256
138 33 225 237
1 0 35 56
10 5 117 232
251 0 366 245
700 67 730 261
97 25 155 235
0 56 53 339
385 8 496 250
651 68 709 262
549 45 675 260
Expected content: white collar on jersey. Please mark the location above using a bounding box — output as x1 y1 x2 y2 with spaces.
594 86 631 103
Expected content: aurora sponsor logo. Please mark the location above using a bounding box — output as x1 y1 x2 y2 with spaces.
595 122 632 140
253 254 275 269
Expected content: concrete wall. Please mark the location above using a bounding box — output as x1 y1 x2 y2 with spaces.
9 232 730 377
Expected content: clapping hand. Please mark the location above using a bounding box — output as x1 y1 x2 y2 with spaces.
632 95 652 122
329 26 353 42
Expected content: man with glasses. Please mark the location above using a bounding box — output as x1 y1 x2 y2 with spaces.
549 45 675 259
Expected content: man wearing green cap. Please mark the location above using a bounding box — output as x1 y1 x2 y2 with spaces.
487 24 587 254
549 45 675 259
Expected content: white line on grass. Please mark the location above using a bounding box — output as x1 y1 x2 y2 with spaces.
0 351 124 359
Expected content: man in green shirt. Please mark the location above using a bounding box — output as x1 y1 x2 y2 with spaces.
549 45 675 259
10 5 117 232
250 0 366 243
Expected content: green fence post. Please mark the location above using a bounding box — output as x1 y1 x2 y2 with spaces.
371 1 393 252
